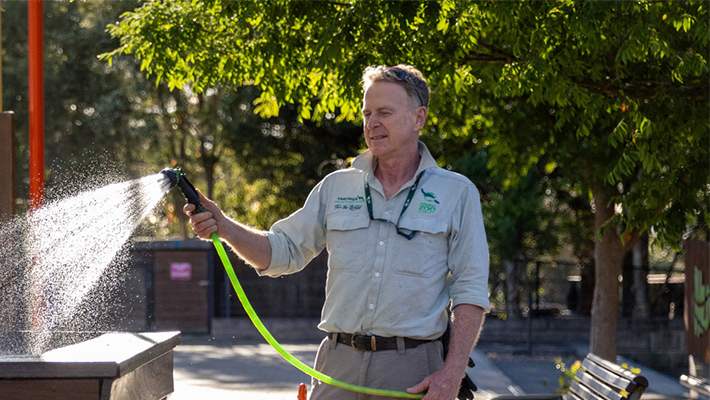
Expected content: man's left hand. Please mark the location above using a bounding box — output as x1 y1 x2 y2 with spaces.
406 366 461 400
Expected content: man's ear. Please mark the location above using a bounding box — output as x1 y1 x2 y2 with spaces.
414 106 428 130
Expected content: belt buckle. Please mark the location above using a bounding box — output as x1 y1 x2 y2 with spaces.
350 334 363 350
350 334 377 351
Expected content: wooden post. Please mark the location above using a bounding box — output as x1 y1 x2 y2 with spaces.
685 239 710 378
1 4 4 112
0 111 14 221
0 111 14 333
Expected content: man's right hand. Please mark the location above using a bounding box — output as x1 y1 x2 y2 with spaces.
183 190 221 240
182 190 272 270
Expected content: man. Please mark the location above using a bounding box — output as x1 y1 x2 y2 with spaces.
185 64 489 400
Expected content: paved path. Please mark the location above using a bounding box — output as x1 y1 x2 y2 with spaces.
169 336 515 400
171 340 316 400
169 336 692 399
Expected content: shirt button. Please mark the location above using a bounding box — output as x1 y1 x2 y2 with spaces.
368 304 375 309
384 211 391 216
375 272 380 277
379 241 385 246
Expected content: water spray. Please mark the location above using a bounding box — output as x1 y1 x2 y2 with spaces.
162 167 423 399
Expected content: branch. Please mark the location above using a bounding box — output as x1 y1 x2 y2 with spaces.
572 78 624 98
459 54 514 65
479 43 516 60
459 43 516 66
572 77 707 100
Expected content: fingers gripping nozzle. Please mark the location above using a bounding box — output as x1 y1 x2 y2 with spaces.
161 167 207 214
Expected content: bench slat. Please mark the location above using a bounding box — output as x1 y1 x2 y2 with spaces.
581 357 637 392
584 354 649 388
562 353 649 400
569 380 607 400
566 391 585 400
680 374 710 396
574 370 625 400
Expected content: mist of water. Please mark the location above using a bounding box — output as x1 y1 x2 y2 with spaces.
0 172 171 354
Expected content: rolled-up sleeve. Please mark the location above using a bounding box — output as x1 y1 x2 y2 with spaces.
260 181 328 277
447 183 490 312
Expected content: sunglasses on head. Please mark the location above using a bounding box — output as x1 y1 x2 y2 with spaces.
387 67 425 107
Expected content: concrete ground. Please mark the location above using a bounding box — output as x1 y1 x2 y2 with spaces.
170 338 316 400
168 335 693 400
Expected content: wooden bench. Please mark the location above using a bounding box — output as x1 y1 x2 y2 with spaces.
568 353 649 400
491 353 649 400
680 374 710 397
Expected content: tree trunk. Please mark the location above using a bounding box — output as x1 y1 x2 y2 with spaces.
622 251 634 317
504 260 523 320
178 125 188 238
632 234 651 319
579 262 595 315
197 92 218 200
589 183 638 361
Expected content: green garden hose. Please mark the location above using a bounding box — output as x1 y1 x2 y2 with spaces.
209 232 424 399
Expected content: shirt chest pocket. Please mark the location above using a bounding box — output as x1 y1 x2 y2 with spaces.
390 218 449 278
325 214 372 272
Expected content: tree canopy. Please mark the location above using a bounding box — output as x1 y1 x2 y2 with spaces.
103 0 708 247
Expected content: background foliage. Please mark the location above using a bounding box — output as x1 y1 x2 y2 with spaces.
102 0 709 248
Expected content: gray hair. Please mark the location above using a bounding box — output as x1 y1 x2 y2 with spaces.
361 64 430 108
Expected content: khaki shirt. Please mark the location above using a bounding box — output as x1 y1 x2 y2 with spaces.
263 142 489 340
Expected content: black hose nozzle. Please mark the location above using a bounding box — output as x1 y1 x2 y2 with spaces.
161 167 207 214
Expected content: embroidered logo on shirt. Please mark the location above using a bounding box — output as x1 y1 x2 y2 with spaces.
335 196 365 211
418 188 439 214
420 189 440 204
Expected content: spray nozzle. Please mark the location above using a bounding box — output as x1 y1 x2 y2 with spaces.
161 167 206 214
161 167 180 189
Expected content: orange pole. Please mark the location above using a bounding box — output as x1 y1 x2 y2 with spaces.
28 0 45 336
29 0 44 209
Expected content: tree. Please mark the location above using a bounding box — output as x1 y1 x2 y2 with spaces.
443 103 572 319
3 0 359 237
219 87 363 228
103 0 709 360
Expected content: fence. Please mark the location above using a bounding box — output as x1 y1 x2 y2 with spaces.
488 259 686 320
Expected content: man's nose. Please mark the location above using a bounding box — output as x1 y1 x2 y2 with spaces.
366 116 380 129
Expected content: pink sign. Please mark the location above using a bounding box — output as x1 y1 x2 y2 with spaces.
170 262 192 281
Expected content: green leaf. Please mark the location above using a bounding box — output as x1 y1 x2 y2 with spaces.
437 16 449 33
545 161 556 174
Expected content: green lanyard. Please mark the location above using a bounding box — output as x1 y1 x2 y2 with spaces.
364 170 425 240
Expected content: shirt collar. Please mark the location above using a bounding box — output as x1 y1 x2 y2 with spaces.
352 141 438 178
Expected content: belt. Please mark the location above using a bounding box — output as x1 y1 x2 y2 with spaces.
334 333 433 352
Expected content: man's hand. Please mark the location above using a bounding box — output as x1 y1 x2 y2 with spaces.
407 304 485 400
183 190 222 239
406 365 462 400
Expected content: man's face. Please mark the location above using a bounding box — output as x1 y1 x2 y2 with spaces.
362 81 425 161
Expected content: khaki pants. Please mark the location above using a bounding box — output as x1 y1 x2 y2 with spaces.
309 333 445 400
